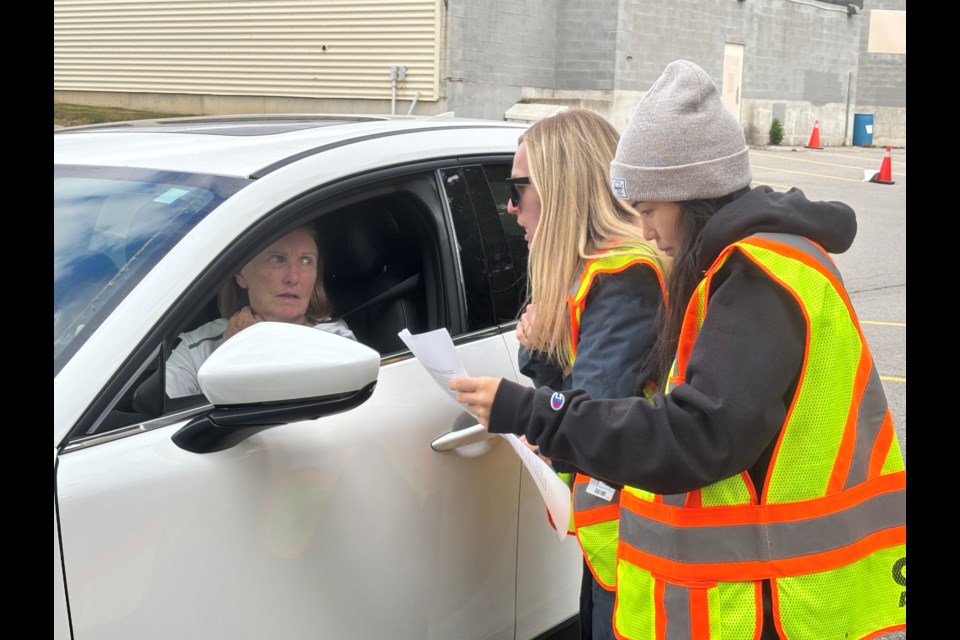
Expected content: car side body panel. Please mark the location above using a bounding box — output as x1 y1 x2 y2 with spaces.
57 338 524 639
55 499 72 638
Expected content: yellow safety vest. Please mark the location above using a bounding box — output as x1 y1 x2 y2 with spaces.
613 233 906 640
565 243 666 591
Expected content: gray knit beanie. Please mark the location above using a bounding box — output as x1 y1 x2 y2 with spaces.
610 60 752 202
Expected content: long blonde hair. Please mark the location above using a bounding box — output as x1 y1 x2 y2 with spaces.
524 108 662 369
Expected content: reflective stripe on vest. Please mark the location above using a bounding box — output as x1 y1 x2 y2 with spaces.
614 234 906 640
566 244 665 591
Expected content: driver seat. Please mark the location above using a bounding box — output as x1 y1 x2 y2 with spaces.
324 206 422 355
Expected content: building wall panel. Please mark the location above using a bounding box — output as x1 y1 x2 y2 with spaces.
54 0 441 101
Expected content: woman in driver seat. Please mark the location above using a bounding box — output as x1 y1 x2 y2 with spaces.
165 223 356 398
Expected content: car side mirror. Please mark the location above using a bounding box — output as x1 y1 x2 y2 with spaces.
172 322 380 453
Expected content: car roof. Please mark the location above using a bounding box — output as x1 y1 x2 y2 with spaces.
54 114 528 178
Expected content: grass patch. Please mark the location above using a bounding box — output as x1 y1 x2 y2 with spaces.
54 103 196 128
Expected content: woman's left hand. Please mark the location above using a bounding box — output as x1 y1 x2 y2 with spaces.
519 435 553 466
223 305 264 340
449 376 501 428
516 304 539 349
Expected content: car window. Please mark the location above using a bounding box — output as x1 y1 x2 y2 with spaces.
440 166 495 332
71 168 456 440
53 166 250 374
441 163 528 332
464 163 528 324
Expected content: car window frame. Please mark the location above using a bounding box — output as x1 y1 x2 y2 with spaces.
60 157 503 450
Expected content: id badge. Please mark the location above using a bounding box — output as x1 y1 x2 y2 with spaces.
585 478 615 501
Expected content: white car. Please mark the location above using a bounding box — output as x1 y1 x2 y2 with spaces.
54 115 582 640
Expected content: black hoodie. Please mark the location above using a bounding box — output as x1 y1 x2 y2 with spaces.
488 186 858 496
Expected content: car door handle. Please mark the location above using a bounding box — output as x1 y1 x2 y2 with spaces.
430 424 493 451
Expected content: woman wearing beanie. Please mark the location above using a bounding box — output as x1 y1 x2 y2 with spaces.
453 61 905 640
506 108 666 640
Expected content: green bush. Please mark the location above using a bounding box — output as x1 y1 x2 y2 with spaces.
769 118 784 146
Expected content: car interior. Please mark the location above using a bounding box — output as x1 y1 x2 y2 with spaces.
320 195 430 355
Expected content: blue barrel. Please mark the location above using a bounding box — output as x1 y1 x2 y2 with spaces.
852 113 875 146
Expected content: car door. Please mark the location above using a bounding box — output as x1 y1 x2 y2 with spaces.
54 163 535 640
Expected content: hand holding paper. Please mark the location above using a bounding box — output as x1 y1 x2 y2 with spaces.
397 328 467 405
399 327 572 541
448 375 500 427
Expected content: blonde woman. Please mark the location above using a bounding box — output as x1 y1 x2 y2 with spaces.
504 108 666 640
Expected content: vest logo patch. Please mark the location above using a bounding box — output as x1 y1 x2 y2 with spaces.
611 178 627 199
892 556 906 607
550 392 565 411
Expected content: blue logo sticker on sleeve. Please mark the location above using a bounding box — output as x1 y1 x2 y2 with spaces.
550 392 565 411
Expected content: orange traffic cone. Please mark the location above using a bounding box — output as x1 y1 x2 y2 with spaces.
869 146 895 185
805 120 823 149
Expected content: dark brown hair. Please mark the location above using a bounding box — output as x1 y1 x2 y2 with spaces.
218 223 332 323
648 188 750 381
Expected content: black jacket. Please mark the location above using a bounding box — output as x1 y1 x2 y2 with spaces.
518 260 663 474
489 186 857 496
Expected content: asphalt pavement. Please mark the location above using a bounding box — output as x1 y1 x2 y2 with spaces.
749 144 907 640
749 145 906 454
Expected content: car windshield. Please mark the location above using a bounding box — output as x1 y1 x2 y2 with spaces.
54 165 250 374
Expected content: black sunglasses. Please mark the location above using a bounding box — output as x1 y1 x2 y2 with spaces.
505 176 531 208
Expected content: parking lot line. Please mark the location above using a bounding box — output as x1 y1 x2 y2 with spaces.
751 151 906 176
861 320 906 327
795 150 907 168
750 165 867 183
751 181 792 190
756 153 907 178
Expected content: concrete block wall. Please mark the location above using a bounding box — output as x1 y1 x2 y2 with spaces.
742 99 850 147
555 0 619 90
516 87 645 132
613 0 754 92
610 0 863 146
446 0 560 119
613 0 860 147
862 106 906 148
745 0 861 146
746 0 861 101
853 0 906 147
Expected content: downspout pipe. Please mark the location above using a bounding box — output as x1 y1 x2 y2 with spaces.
407 91 421 115
389 65 407 115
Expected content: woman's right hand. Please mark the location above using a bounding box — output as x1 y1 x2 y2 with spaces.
449 376 502 428
516 303 538 349
519 435 554 467
223 305 264 340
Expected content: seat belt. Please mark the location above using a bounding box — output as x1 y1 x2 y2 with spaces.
330 273 420 322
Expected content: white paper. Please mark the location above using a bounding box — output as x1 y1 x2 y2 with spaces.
398 327 572 541
397 328 467 404
498 433 572 541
